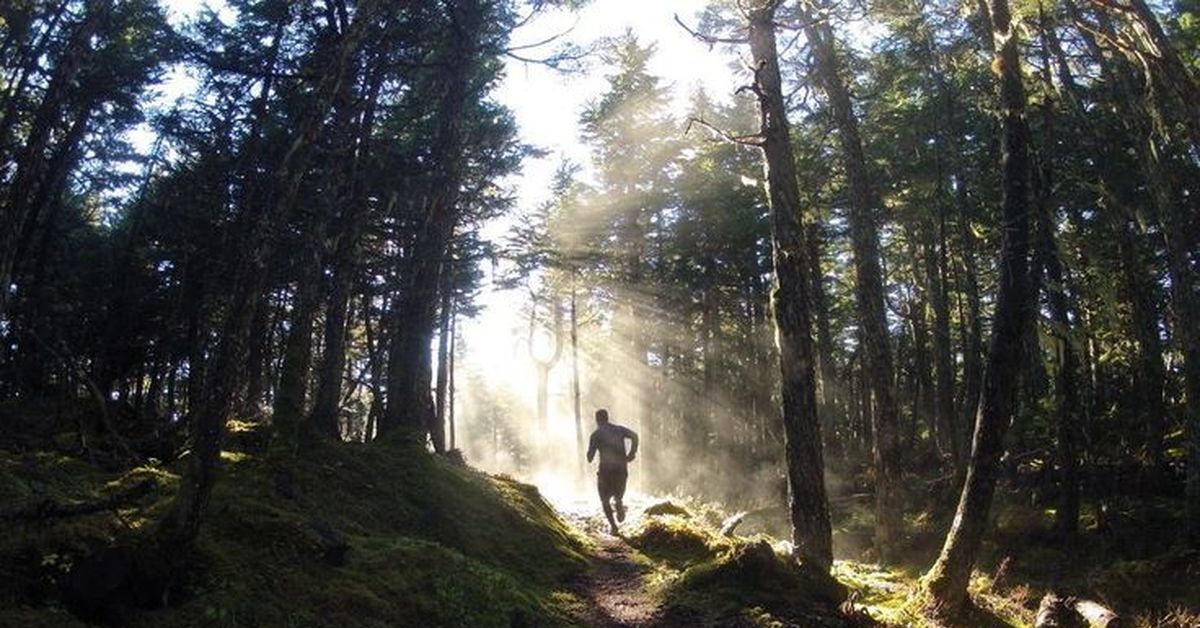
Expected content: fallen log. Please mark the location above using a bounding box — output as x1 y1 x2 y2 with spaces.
720 511 747 537
0 479 156 523
1073 599 1123 628
1034 592 1123 628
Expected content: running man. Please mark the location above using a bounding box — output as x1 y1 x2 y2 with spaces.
586 408 639 535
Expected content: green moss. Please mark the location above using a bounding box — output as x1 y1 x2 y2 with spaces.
643 500 692 518
832 560 922 626
656 534 851 627
0 436 587 627
627 514 724 568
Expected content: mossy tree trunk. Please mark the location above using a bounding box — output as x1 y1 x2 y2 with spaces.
746 0 833 572
921 0 1033 610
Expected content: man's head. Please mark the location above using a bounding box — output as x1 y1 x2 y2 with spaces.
595 408 609 425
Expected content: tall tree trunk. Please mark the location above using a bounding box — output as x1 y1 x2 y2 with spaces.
1104 0 1200 533
242 300 271 418
434 276 454 454
449 309 458 451
746 0 833 572
801 4 904 560
381 0 481 439
1039 209 1082 540
1034 9 1082 540
528 292 564 441
956 178 984 466
272 237 325 453
1074 6 1173 473
808 221 843 449
908 234 935 450
928 211 956 462
922 0 1034 610
571 277 583 478
310 64 384 439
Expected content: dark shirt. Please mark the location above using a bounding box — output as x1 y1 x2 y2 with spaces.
587 422 639 471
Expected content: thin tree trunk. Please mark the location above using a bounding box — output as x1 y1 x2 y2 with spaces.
1034 8 1082 540
909 235 935 450
572 277 583 479
808 221 842 447
310 60 383 439
928 192 956 463
449 307 458 451
158 0 378 553
272 253 323 453
956 179 984 467
1076 6 1172 473
433 272 454 454
382 0 481 439
801 3 903 560
0 1 111 316
922 0 1034 610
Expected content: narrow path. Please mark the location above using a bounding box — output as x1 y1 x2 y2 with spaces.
554 493 666 627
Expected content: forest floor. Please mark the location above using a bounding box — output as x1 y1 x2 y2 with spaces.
550 490 857 628
556 492 666 627
2 402 1197 628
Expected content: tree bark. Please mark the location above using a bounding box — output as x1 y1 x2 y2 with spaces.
808 221 843 447
922 0 1034 610
746 0 833 572
1033 14 1082 540
925 177 956 463
310 63 384 439
800 4 904 560
1075 6 1173 474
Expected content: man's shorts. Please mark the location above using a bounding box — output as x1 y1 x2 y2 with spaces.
597 466 628 499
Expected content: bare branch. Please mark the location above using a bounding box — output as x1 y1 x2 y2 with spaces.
507 18 579 52
685 115 765 147
772 15 828 31
674 13 747 49
505 48 589 68
1073 19 1143 56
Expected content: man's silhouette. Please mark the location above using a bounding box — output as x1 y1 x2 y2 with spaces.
586 408 639 535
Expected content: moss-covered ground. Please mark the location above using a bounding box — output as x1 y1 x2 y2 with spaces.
622 501 857 628
0 429 589 627
3 420 1196 628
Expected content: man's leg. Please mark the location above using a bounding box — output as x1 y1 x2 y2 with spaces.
597 472 618 534
613 469 628 523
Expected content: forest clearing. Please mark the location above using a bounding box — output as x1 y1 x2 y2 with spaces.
2 0 1200 626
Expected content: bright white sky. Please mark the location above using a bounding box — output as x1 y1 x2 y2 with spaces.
497 0 741 204
473 0 741 387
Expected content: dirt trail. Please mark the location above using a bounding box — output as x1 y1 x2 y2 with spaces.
554 492 667 627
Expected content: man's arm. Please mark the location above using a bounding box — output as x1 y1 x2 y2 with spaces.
624 426 639 461
587 431 597 463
